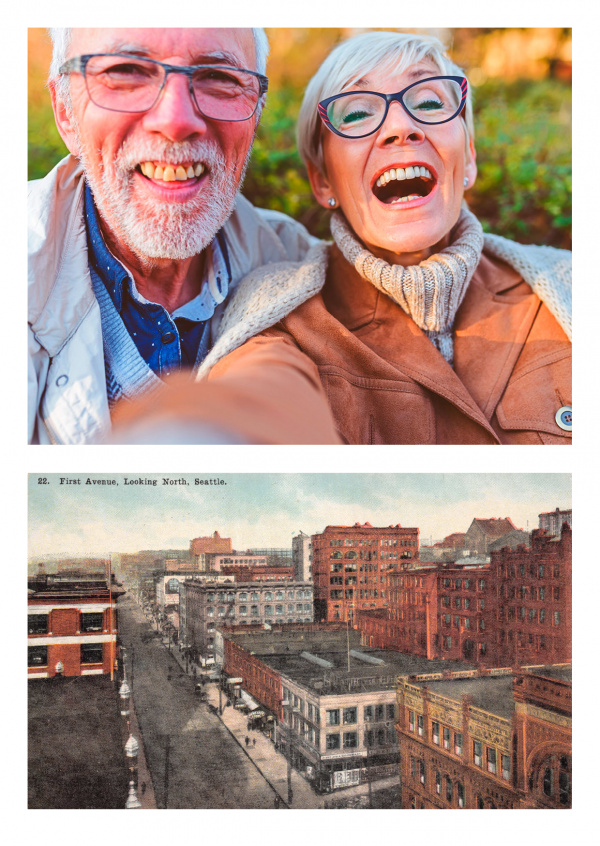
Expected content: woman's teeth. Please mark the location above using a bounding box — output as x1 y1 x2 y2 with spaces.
139 162 205 182
375 165 432 188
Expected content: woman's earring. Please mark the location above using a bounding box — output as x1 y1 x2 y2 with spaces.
328 198 337 208
463 177 469 188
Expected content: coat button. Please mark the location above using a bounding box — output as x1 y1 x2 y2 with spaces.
161 332 176 345
555 406 572 431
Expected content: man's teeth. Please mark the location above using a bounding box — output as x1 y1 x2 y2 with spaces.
140 162 205 181
375 166 432 188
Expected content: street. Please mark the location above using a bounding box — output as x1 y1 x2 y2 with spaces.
118 596 282 808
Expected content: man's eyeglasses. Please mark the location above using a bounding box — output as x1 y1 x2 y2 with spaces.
59 53 269 122
318 76 468 139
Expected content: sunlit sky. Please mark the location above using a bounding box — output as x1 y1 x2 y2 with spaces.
28 473 570 560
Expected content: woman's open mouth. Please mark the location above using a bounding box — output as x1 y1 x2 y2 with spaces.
372 165 436 205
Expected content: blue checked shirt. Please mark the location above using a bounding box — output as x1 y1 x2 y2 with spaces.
84 184 231 376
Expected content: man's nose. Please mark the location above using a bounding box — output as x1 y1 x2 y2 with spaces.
142 71 207 141
375 99 426 146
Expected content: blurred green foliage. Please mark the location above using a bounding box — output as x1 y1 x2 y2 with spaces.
28 78 571 249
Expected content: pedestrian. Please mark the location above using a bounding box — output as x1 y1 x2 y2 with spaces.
245 736 250 747
253 738 256 748
141 782 146 795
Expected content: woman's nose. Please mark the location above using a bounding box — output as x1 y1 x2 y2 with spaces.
375 99 426 146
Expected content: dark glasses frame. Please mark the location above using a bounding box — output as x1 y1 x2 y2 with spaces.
59 53 269 121
318 75 468 138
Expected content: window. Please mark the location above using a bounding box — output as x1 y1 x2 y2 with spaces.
554 611 561 626
387 704 395 720
275 605 284 615
364 705 373 722
239 592 248 601
432 722 440 745
207 606 214 617
446 777 453 803
343 707 357 724
419 759 426 785
81 643 103 664
375 704 385 721
443 726 451 750
538 564 545 578
276 590 284 600
326 709 340 726
473 740 482 767
435 770 441 794
218 606 225 617
417 714 424 737
410 757 416 778
80 612 103 632
343 732 358 749
264 592 273 601
479 579 485 590
487 747 497 774
539 587 545 601
501 754 510 780
326 734 340 750
251 605 259 616
250 592 259 601
408 710 415 732
457 781 465 808
28 614 48 635
28 645 47 666
454 732 463 756
264 605 273 615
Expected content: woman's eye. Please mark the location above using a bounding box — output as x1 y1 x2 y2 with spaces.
415 98 444 111
341 109 371 124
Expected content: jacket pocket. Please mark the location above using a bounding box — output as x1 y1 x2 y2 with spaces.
495 351 571 444
319 366 435 444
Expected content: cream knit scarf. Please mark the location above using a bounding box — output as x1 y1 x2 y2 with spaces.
330 207 484 364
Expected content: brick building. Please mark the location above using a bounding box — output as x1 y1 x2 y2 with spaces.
311 523 419 624
189 531 232 567
357 524 571 669
28 565 124 678
220 564 295 582
397 663 571 808
185 579 314 665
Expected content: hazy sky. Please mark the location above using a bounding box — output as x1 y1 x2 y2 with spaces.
28 473 570 559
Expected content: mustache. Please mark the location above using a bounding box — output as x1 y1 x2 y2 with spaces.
113 139 227 173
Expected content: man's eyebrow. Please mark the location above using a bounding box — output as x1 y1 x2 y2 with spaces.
97 44 248 69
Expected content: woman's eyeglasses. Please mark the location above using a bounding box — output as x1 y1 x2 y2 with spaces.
318 76 467 139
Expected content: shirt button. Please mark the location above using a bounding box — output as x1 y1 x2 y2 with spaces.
161 332 176 345
555 406 572 431
55 374 69 387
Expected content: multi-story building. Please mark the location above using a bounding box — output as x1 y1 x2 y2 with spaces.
220 564 295 582
357 524 571 669
220 626 473 794
312 523 420 624
28 565 124 678
491 527 571 666
209 553 268 571
189 531 232 568
539 508 572 536
292 532 312 582
397 663 571 809
185 580 314 664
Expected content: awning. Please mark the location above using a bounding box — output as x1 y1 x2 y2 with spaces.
239 690 260 711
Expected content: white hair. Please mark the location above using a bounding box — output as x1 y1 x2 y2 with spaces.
297 30 474 174
48 27 269 107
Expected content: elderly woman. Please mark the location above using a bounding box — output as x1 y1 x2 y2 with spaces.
116 30 571 445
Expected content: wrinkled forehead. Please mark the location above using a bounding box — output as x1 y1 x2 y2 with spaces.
68 27 256 69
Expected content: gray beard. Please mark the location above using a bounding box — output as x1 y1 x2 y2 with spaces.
78 136 250 260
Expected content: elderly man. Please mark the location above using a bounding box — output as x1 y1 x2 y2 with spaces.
29 28 337 444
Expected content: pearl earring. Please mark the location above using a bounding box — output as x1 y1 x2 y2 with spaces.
463 177 469 188
328 198 337 208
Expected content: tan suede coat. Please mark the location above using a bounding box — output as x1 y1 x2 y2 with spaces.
208 244 571 445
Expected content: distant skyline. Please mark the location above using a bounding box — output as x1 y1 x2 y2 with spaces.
27 473 571 560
